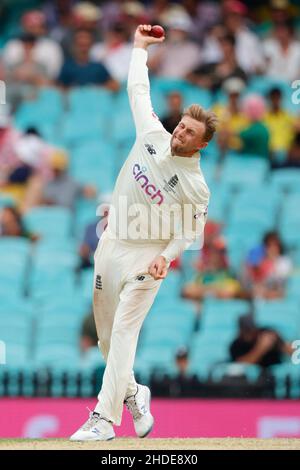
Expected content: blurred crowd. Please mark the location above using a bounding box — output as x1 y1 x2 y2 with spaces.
0 0 300 380
0 1 299 297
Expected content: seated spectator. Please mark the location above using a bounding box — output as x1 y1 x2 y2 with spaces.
182 234 242 301
174 346 190 378
0 206 37 240
150 345 200 397
231 95 270 159
263 19 300 82
72 2 102 35
264 87 297 156
90 23 132 82
279 132 300 168
180 0 222 44
4 34 52 110
57 28 119 90
80 311 98 353
187 32 247 93
41 150 96 210
0 113 23 186
202 23 226 66
148 14 202 79
15 128 54 182
43 0 75 49
223 0 265 74
242 231 293 300
161 91 183 134
230 313 293 367
79 195 110 269
2 10 63 81
255 0 295 39
214 77 249 152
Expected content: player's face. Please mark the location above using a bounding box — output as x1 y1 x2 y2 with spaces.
171 115 208 157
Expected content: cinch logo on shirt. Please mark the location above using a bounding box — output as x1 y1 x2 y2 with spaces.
132 163 164 205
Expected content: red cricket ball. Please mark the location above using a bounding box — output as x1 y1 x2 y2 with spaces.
150 25 165 38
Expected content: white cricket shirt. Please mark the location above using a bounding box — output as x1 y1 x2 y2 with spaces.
106 48 210 263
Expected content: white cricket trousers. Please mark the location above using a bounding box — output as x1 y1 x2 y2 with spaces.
92 231 165 425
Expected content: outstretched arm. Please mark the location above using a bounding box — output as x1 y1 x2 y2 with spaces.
127 25 165 136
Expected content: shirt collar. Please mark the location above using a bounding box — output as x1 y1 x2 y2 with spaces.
168 146 201 168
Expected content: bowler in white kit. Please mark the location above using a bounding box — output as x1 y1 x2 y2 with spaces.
70 25 217 441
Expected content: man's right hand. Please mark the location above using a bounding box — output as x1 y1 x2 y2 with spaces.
134 25 165 50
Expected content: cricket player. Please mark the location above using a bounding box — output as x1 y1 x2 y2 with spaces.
70 25 217 441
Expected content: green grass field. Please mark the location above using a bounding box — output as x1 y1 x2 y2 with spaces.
0 438 299 450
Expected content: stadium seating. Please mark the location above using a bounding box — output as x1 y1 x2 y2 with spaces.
1 1 300 401
24 206 73 239
254 299 300 341
221 155 269 188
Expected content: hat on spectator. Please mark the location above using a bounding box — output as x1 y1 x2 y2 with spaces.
223 77 246 95
163 7 193 32
50 150 69 170
15 135 45 167
122 1 146 17
73 2 102 21
175 346 189 360
242 94 266 121
270 0 290 9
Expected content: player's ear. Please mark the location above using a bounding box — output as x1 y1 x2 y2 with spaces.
198 141 208 150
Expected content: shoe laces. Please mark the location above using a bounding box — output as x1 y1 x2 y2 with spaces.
81 408 101 431
124 387 146 421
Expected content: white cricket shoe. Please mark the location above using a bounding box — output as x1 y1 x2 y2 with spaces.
69 411 115 441
124 385 154 438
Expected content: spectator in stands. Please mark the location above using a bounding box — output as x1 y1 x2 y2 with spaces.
277 131 300 168
182 232 242 301
174 346 190 377
232 95 270 159
42 150 96 211
90 23 132 82
201 23 226 66
264 87 297 157
263 19 300 82
57 29 119 90
148 13 201 79
2 10 63 81
3 34 53 111
223 0 265 74
72 2 102 34
161 91 184 134
230 313 294 367
15 128 54 182
187 32 247 93
242 231 293 300
0 113 22 186
256 0 295 39
79 196 110 269
80 311 98 353
181 0 222 43
150 345 199 397
0 206 37 240
43 0 76 52
214 77 249 153
118 1 149 38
